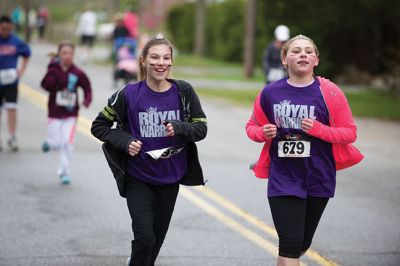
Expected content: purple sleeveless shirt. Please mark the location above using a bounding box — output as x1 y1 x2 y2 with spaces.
260 78 336 198
125 81 187 185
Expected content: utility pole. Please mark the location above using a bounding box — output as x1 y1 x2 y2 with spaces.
110 0 120 14
0 0 9 14
243 0 256 78
194 0 206 56
24 0 31 43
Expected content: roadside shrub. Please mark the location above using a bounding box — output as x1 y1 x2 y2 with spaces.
167 0 245 62
166 3 195 54
206 0 245 62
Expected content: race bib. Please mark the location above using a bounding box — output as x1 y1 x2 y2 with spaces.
146 146 184 160
0 68 18 85
55 90 77 107
278 140 310 158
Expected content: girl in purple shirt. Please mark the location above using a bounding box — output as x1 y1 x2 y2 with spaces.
91 34 207 266
247 35 360 265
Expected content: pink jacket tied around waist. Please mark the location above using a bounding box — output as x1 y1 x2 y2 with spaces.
246 76 364 179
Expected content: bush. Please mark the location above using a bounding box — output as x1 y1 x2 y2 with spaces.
206 0 245 62
167 0 245 62
166 3 195 54
167 0 400 84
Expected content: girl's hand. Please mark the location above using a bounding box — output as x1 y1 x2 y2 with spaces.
301 118 314 133
164 121 175 137
263 123 277 138
128 140 142 156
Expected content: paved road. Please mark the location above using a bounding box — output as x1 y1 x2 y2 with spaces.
0 41 399 266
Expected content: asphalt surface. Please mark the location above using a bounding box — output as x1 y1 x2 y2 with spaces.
0 41 399 266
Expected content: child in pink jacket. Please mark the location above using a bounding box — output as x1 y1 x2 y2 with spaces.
246 34 363 265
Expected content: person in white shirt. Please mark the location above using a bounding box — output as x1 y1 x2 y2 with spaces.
75 4 97 63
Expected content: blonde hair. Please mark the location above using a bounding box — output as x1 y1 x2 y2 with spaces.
138 33 174 81
278 34 320 78
281 34 319 68
113 13 124 23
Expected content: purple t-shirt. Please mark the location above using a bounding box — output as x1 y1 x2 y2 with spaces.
0 33 31 88
260 78 336 199
125 81 187 185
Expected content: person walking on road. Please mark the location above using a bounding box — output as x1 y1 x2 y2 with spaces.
123 7 139 40
112 13 130 40
75 3 97 63
246 34 363 266
10 7 22 32
36 5 49 41
41 41 92 185
262 25 290 84
91 33 207 266
0 15 31 152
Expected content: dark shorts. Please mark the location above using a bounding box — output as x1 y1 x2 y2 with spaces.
0 85 18 108
80 35 95 47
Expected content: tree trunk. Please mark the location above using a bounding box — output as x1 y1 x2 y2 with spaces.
194 0 206 56
110 0 120 14
243 0 256 78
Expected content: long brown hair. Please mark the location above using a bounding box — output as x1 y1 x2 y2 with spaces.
138 33 174 81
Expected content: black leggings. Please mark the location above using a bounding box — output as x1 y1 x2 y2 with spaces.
268 196 329 258
125 176 180 266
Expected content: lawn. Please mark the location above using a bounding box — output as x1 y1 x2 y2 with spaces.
345 89 400 120
173 54 265 82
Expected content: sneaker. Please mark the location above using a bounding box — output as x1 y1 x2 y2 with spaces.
42 141 50 153
60 174 70 185
7 137 18 152
125 257 131 266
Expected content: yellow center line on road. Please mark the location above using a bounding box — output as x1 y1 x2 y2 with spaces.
19 83 99 142
20 83 338 266
194 186 339 266
179 187 280 258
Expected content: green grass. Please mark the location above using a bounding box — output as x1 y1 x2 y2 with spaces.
173 54 265 82
197 88 259 105
174 54 237 68
197 88 400 120
345 89 400 120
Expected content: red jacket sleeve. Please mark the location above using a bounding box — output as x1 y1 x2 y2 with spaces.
246 93 270 143
308 78 357 144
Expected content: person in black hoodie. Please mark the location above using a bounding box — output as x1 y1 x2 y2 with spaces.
91 33 207 266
